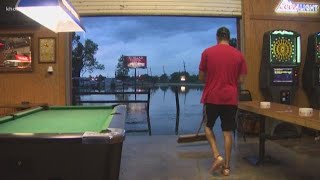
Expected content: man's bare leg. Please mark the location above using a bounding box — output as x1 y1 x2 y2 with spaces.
222 131 233 168
205 126 220 158
205 126 224 172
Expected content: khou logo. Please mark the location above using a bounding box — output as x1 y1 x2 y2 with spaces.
275 0 319 14
5 6 17 12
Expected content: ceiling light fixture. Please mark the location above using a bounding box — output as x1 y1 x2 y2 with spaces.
16 0 85 33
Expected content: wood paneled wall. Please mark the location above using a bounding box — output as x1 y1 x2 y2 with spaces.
0 27 71 111
242 0 320 107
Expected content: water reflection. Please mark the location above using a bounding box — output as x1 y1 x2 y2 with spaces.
81 85 223 135
132 85 203 135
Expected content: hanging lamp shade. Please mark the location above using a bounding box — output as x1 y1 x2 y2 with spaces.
16 0 85 33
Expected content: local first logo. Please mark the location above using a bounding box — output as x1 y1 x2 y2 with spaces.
275 0 319 14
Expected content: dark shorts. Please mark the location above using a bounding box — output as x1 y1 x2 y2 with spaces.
205 103 237 131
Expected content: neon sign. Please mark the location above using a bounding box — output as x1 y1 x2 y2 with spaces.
275 0 319 14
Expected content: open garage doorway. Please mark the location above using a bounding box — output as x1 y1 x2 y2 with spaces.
71 16 240 134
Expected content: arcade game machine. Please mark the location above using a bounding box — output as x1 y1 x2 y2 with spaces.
303 32 320 109
259 29 301 138
302 32 320 138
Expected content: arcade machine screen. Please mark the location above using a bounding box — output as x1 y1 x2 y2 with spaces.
273 67 293 84
270 31 300 65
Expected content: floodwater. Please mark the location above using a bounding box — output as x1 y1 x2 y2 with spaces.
80 85 222 135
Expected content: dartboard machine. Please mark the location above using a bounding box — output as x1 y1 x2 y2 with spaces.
260 30 301 104
259 30 302 138
303 32 320 109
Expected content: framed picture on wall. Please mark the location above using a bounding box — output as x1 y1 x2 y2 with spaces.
39 37 56 63
0 33 33 72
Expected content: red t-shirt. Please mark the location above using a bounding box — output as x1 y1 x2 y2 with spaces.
199 44 247 105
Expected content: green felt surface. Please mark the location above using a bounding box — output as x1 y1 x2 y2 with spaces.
0 106 114 133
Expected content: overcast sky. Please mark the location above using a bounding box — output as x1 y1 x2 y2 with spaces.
77 16 237 77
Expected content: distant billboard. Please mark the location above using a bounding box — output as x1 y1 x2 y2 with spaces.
125 56 147 69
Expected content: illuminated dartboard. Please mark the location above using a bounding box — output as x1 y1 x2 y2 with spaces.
271 37 295 63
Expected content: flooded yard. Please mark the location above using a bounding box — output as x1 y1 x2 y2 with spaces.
80 85 224 135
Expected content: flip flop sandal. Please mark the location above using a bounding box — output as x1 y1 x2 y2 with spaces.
221 166 230 176
210 155 224 172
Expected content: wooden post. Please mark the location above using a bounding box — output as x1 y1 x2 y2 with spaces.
122 82 125 100
147 88 151 135
134 68 137 100
175 87 180 135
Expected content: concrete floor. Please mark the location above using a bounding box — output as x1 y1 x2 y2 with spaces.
119 134 320 180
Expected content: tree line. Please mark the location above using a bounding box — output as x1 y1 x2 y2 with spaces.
72 33 238 83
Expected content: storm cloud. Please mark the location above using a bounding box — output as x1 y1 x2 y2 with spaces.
78 16 236 77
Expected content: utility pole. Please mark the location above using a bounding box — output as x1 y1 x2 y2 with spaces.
163 65 165 75
134 68 137 100
149 67 153 84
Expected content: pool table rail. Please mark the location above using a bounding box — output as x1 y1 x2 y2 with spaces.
0 105 127 144
0 128 125 144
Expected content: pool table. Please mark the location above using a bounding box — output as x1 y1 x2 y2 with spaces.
0 105 126 180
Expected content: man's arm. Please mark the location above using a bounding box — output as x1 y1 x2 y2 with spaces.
238 54 247 85
199 71 206 83
238 74 246 85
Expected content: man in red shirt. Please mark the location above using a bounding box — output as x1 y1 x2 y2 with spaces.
199 27 247 176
